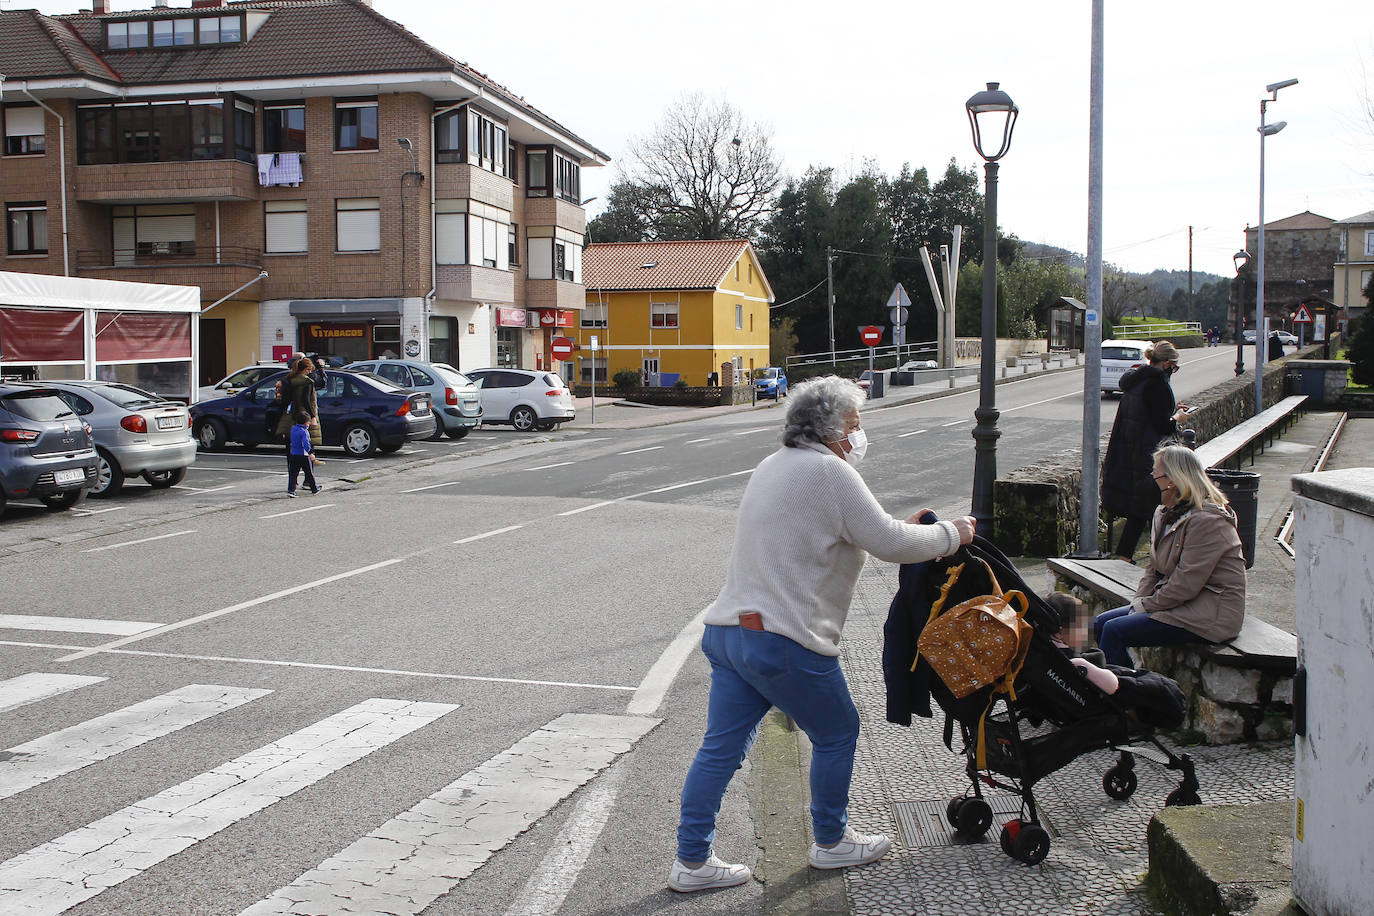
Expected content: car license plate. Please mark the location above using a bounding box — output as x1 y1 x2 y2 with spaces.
156 415 182 429
54 468 85 485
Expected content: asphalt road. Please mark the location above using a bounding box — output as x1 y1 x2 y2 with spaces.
0 350 1240 916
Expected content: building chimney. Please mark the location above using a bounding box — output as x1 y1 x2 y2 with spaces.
92 0 109 13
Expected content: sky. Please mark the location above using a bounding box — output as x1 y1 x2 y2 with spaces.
13 0 1374 278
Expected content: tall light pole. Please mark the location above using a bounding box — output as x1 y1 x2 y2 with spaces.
1078 0 1104 556
1255 78 1297 414
1233 249 1251 377
965 82 1018 541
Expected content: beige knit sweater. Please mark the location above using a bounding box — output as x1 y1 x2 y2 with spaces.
702 442 961 656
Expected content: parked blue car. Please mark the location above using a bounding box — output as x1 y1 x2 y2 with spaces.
752 367 788 399
189 369 434 458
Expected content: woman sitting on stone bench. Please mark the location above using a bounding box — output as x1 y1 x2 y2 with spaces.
1094 444 1246 667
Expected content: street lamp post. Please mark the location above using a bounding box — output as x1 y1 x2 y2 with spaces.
1233 249 1251 376
1255 78 1297 414
965 82 1018 541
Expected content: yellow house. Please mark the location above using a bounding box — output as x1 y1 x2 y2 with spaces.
578 240 775 385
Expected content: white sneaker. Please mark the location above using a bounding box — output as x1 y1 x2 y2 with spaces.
667 855 751 892
808 826 892 869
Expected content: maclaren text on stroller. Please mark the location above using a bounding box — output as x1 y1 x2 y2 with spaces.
882 535 1200 866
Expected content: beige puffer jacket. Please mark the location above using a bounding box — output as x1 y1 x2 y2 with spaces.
1131 501 1246 643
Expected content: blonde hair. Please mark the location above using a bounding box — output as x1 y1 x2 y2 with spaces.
1146 340 1179 364
1154 444 1226 508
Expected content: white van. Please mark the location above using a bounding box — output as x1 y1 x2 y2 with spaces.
1100 339 1152 396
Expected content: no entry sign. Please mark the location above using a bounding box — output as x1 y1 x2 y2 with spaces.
551 336 575 360
860 325 883 347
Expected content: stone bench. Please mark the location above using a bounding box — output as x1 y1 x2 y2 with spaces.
1048 556 1296 744
1193 394 1308 469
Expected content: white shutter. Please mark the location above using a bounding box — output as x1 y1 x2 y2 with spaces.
435 213 465 265
567 242 581 283
337 199 379 252
4 107 43 137
528 238 552 279
139 214 195 243
113 217 135 266
265 203 307 254
483 219 499 267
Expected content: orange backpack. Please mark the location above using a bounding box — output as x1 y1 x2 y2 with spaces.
916 556 1034 700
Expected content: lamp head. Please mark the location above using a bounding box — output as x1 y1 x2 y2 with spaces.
965 82 1018 162
1259 121 1287 136
1233 249 1252 272
397 137 413 151
1266 78 1299 94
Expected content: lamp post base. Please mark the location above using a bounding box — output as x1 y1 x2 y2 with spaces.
970 405 1001 541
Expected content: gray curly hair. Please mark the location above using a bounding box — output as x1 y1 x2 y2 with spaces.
782 376 865 447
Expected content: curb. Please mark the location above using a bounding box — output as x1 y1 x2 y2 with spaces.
1146 802 1298 916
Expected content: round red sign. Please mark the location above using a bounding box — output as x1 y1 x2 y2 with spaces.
551 336 575 361
860 325 883 347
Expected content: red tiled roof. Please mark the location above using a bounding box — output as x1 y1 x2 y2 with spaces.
583 240 759 292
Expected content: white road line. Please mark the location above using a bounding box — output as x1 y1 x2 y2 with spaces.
0 614 159 636
646 478 713 494
206 467 287 474
734 426 772 436
941 419 966 427
0 673 105 714
0 684 271 802
170 484 235 493
1000 389 1079 412
896 428 929 438
81 530 196 553
627 606 709 717
69 506 124 516
55 556 408 663
526 461 575 471
503 765 628 916
401 480 463 493
0 698 457 916
238 713 658 916
558 467 753 516
557 500 617 517
259 504 336 519
453 525 523 544
2 641 637 693
617 446 663 455
685 437 711 444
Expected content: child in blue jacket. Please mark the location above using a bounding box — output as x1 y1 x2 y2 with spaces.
287 410 321 497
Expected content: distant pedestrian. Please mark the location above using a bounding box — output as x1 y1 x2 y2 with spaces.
668 376 975 893
286 410 321 497
1210 327 1220 347
1268 330 1285 361
275 358 321 443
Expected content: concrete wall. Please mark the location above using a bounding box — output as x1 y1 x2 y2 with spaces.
1291 469 1374 916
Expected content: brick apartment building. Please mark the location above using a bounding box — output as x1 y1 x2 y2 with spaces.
0 0 606 397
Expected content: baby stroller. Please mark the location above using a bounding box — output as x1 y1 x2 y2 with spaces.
882 535 1200 865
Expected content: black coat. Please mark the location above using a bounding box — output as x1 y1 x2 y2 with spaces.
1101 364 1178 520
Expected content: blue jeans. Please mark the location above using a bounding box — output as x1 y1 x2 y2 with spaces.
1094 605 1203 667
677 624 859 863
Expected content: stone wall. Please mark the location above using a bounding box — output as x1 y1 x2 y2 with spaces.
1136 647 1294 745
994 345 1318 556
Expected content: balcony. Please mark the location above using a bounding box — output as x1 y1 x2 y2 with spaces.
75 159 260 203
525 278 584 311
436 265 515 304
433 163 514 212
75 245 265 302
523 196 585 235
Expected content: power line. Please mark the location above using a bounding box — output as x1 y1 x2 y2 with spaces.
770 277 827 310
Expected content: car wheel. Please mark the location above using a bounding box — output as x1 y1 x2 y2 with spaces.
40 489 84 511
446 427 471 440
510 406 537 432
426 415 446 441
143 467 187 489
90 449 124 499
196 418 227 452
379 442 403 453
343 422 378 458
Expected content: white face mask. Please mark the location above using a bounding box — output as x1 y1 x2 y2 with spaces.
844 428 868 465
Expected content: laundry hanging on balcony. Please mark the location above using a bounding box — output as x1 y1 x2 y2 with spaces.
257 152 304 187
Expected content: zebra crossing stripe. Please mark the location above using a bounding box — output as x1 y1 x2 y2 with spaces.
0 673 106 714
0 697 457 916
237 712 660 916
0 614 160 636
0 684 272 802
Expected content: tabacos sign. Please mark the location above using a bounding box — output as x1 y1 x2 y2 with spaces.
305 323 366 340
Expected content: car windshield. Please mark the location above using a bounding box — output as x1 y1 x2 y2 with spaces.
754 368 778 379
432 365 473 387
1 391 76 421
89 383 163 409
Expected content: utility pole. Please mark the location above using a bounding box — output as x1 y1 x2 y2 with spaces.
1187 225 1194 324
826 247 836 364
1078 0 1105 556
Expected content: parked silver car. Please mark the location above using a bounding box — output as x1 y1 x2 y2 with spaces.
44 380 196 498
343 359 481 440
464 368 575 431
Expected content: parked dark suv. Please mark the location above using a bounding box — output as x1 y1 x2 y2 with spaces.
0 383 98 518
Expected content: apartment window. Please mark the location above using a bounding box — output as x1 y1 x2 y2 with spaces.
112 204 195 264
435 201 466 265
153 20 175 46
581 301 607 328
748 263 753 284
233 100 254 162
6 203 47 255
78 97 247 164
336 198 380 252
106 21 149 49
580 356 607 384
265 200 307 254
466 109 507 174
735 304 743 330
526 149 548 197
189 99 225 160
643 358 659 375
217 15 242 42
651 301 679 329
3 105 45 156
435 110 462 163
264 104 306 153
199 16 219 43
1365 230 1374 258
507 142 518 181
470 214 508 269
508 223 519 266
555 152 580 202
1363 270 1373 295
335 100 378 152
174 18 195 45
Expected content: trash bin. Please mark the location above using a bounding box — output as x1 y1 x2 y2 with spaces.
870 371 885 399
1206 467 1259 569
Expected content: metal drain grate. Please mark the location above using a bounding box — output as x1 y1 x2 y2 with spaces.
892 795 1054 848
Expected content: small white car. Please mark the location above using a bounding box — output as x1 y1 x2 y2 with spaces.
464 368 575 432
898 359 938 371
1100 339 1152 396
197 362 286 402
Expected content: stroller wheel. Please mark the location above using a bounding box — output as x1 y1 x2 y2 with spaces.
1103 765 1138 800
955 797 993 838
945 796 968 828
999 821 1017 857
1165 787 1201 807
1012 823 1051 865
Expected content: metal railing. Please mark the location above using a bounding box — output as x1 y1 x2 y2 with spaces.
786 339 939 372
75 246 263 269
1112 320 1203 339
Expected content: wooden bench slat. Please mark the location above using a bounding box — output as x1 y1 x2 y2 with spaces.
1193 394 1307 467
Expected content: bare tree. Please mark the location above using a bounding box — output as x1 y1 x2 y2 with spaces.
621 93 781 240
1101 267 1151 333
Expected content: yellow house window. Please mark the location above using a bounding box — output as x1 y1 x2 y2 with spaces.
735 304 743 330
651 301 678 328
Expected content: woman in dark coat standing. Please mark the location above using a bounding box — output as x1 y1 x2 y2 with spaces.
274 358 320 441
1100 340 1188 560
